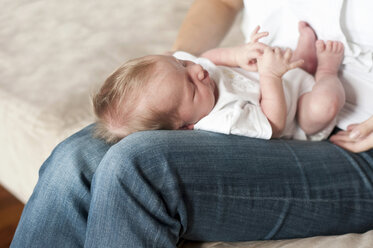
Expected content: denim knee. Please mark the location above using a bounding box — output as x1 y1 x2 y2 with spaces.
95 130 184 194
86 131 189 247
12 125 111 248
30 124 110 219
38 125 109 197
93 131 189 227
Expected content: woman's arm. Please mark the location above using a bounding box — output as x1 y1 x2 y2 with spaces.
330 115 373 152
172 0 243 56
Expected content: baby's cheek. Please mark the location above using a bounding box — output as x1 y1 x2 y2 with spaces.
209 95 215 111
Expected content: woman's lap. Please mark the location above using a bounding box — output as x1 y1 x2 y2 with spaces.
12 125 111 248
11 125 373 247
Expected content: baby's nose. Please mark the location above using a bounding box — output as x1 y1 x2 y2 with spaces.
197 69 209 81
191 64 206 79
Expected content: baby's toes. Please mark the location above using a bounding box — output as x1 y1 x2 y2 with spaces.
334 42 342 53
326 40 333 52
337 42 344 53
316 40 325 52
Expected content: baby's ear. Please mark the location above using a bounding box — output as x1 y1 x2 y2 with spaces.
179 124 194 130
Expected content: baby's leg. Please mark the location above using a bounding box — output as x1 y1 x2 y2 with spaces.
296 40 345 135
292 21 317 75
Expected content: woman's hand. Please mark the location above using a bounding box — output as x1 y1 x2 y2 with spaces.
330 115 373 152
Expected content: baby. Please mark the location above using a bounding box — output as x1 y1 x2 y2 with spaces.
93 22 345 143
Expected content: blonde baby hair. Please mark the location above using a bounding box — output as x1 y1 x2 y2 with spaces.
92 55 179 144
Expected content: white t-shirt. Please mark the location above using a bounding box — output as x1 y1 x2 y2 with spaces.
174 51 334 140
241 0 373 130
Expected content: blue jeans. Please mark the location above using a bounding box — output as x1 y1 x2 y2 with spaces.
11 124 373 247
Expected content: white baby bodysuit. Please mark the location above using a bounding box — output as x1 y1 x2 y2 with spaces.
173 51 335 141
240 0 373 131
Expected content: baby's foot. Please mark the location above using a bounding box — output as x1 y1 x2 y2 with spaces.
315 40 344 81
292 21 317 75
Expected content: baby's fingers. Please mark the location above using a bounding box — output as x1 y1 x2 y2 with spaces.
288 59 304 69
250 26 260 39
274 47 281 54
250 26 269 42
251 32 269 43
284 48 292 62
252 42 268 52
241 63 258 71
248 50 262 59
262 46 274 55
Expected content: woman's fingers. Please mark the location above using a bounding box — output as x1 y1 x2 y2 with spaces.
331 139 359 153
330 129 373 153
329 130 354 143
331 133 373 153
348 116 373 139
346 123 359 131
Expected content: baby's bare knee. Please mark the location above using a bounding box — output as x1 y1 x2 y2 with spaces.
309 94 340 123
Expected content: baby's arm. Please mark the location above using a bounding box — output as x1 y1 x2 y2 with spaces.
258 47 303 138
201 26 268 71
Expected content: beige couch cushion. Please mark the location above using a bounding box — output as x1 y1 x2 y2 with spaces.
183 230 373 247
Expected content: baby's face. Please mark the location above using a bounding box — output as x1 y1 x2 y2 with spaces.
146 55 217 129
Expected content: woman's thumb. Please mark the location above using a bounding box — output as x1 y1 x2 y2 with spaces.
349 116 373 139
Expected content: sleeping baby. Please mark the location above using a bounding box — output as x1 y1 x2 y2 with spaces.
92 22 345 143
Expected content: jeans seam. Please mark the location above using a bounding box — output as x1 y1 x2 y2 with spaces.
283 142 311 199
192 191 373 202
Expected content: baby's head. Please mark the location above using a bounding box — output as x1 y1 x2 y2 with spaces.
93 54 217 143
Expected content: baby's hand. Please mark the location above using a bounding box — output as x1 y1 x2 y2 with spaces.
257 47 304 79
234 26 269 71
